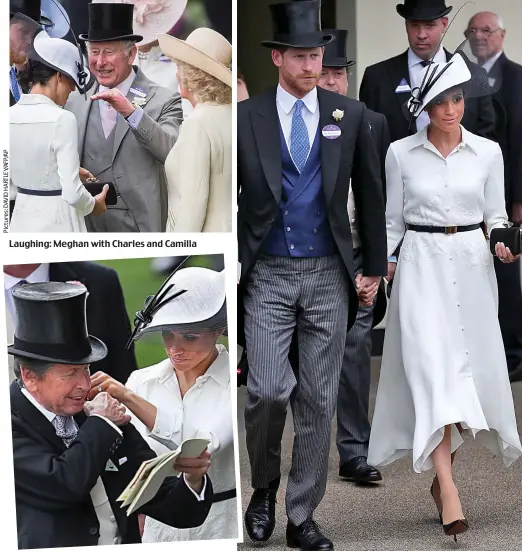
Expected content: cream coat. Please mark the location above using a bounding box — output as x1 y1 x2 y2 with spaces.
165 103 232 232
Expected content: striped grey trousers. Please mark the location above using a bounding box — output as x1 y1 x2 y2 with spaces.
243 254 349 525
336 248 375 463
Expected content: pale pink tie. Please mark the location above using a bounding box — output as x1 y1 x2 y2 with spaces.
101 101 118 139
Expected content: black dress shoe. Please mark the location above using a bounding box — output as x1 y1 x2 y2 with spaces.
339 456 382 483
286 519 333 550
244 489 277 542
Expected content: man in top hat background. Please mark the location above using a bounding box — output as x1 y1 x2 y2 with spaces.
465 10 522 382
65 2 183 232
237 1 387 549
359 0 496 144
5 261 138 385
9 281 213 548
9 0 52 107
317 29 390 486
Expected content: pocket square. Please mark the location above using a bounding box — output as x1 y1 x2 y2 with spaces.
105 459 119 472
395 78 411 93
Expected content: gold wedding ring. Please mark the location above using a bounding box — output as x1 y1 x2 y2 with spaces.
108 90 114 98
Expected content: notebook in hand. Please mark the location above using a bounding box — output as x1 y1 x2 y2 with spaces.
117 438 210 515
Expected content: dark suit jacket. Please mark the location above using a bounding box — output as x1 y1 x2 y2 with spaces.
11 382 213 549
237 86 388 347
490 53 522 208
359 49 497 143
49 262 138 384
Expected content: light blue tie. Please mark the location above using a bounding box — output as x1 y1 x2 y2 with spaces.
10 67 21 102
290 99 310 173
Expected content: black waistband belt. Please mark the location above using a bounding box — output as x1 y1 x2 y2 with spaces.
213 488 237 503
17 187 61 197
405 223 481 234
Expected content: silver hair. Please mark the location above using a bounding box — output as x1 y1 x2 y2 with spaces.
497 15 505 30
14 356 54 388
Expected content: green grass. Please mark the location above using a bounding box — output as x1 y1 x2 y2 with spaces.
95 257 228 369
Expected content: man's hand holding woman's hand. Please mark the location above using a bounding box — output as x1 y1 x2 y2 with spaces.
355 274 381 306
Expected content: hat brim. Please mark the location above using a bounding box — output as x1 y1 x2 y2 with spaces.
8 335 108 365
158 33 231 88
262 32 334 49
134 0 188 46
78 33 144 43
396 5 453 20
323 59 355 68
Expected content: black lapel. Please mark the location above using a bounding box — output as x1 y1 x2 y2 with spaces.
10 382 68 452
251 87 282 203
317 87 343 206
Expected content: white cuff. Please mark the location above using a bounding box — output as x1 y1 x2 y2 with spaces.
126 106 144 129
183 473 207 501
90 414 123 436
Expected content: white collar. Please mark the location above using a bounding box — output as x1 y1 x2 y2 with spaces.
99 68 137 96
21 387 57 423
408 46 446 69
276 83 318 116
141 345 230 389
480 50 503 74
4 263 50 292
409 125 479 156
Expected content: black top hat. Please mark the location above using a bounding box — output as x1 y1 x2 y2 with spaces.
10 0 53 27
262 0 334 49
396 0 452 21
7 282 107 365
78 3 143 43
322 29 355 68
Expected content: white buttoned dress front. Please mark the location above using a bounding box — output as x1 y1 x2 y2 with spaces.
368 126 522 473
125 345 237 541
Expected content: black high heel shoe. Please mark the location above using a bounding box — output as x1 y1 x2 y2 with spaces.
442 519 469 541
430 481 443 524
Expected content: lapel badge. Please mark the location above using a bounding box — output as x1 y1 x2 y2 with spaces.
105 459 119 472
130 87 147 98
322 124 342 140
332 109 344 121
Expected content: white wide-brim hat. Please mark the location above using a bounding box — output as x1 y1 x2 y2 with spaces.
136 267 227 338
93 0 187 46
32 29 91 92
407 52 471 117
158 27 232 88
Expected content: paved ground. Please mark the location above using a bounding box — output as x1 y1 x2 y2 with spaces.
237 358 522 550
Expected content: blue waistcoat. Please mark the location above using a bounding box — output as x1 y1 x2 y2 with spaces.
262 124 337 257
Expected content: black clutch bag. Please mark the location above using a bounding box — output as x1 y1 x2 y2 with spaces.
84 181 118 206
489 227 522 256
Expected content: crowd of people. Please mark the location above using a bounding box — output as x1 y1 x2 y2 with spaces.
9 0 232 233
237 0 522 550
5 258 237 547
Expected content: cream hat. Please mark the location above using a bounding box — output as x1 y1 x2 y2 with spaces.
92 0 187 46
158 27 232 87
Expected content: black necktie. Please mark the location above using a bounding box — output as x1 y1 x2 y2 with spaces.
421 60 430 67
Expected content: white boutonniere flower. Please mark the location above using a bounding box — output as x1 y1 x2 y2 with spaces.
132 97 147 109
332 109 344 121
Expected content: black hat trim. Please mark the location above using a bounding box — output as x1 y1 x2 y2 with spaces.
8 335 107 365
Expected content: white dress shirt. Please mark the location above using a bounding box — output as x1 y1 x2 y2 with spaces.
480 50 503 75
4 264 50 324
386 125 508 257
276 84 320 167
408 47 447 132
20 388 123 546
126 345 237 541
